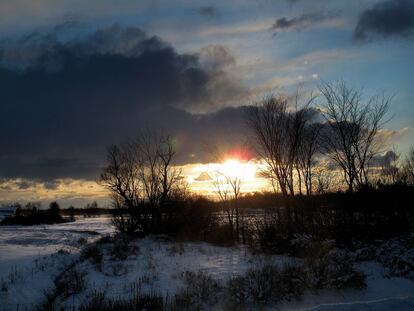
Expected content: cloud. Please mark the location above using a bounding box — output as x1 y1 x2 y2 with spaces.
16 180 36 190
0 178 108 207
376 127 414 143
271 11 340 33
354 0 414 42
198 6 218 18
198 45 235 71
194 171 212 181
0 25 251 181
370 150 399 167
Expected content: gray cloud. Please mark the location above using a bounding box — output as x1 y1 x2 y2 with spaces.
0 25 249 181
16 180 36 190
198 6 218 18
354 0 414 42
271 11 339 33
370 150 399 167
198 45 235 71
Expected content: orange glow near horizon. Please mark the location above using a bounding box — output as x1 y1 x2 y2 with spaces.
184 159 269 197
219 158 256 182
0 161 271 207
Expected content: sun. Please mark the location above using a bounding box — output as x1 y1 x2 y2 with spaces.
220 158 256 181
186 158 269 195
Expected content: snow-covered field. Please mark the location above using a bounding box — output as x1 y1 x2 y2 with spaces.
1 218 414 310
0 217 113 277
0 217 114 310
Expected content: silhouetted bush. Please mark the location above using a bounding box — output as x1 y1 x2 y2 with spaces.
227 264 306 305
305 247 366 289
109 234 138 260
173 270 221 309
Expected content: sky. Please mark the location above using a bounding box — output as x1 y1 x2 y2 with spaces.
0 0 413 207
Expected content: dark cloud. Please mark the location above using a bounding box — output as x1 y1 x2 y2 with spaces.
43 180 60 190
0 25 248 181
354 0 414 42
16 180 36 190
271 11 339 33
198 6 218 18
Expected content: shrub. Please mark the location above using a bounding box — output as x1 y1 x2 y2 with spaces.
227 264 306 305
279 264 308 300
182 271 220 302
80 244 103 270
173 270 220 309
109 235 138 260
253 219 290 254
54 267 87 298
305 248 366 289
375 234 414 280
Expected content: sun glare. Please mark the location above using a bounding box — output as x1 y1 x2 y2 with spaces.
186 157 268 196
220 159 256 181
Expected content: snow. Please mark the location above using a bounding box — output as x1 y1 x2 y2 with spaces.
0 217 114 310
1 217 414 310
0 216 113 278
277 261 414 310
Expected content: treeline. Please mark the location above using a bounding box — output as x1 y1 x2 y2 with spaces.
95 81 414 249
0 201 117 225
0 201 71 225
208 81 414 243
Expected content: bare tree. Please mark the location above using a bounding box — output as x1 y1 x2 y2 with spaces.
319 82 391 192
99 130 182 234
313 164 340 194
246 92 316 196
212 161 242 236
399 147 414 185
297 123 322 195
247 95 292 196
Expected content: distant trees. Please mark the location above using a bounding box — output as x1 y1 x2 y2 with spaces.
14 203 22 216
99 130 184 234
319 82 391 192
2 201 68 225
49 201 60 216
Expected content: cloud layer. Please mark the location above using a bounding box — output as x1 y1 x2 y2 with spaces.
0 25 249 181
354 0 414 42
271 11 339 33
